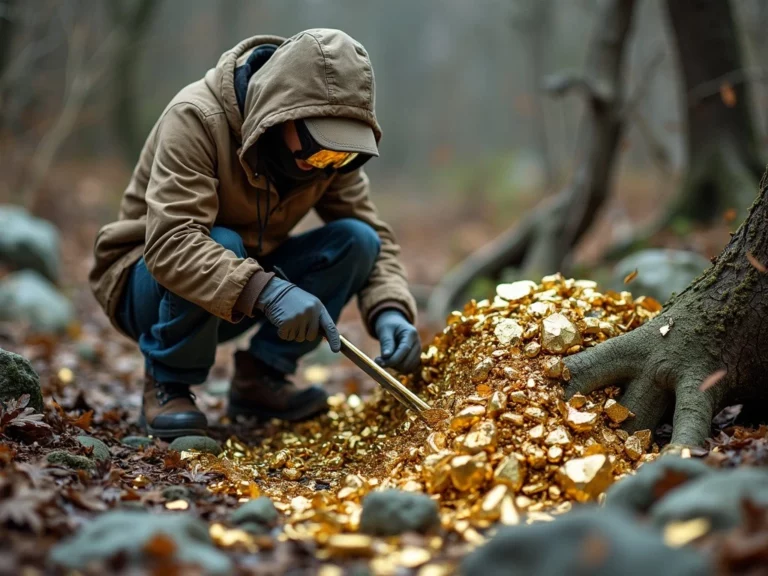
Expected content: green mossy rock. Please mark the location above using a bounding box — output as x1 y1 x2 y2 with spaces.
168 436 221 455
47 450 95 471
76 436 110 461
360 490 440 536
462 508 710 576
48 510 231 574
0 348 43 412
231 497 279 527
605 456 712 513
0 270 74 333
121 436 154 449
650 467 768 531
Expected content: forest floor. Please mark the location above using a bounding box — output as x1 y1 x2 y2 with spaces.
1 169 766 574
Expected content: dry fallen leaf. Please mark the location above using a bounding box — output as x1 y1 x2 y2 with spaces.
746 252 767 273
69 410 93 432
720 82 737 107
142 533 177 559
623 269 638 284
699 369 727 392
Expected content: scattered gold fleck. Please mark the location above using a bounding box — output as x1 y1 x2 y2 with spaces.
165 499 189 510
635 429 652 450
399 547 431 568
544 426 571 446
568 394 587 409
663 518 711 548
487 390 507 418
463 420 498 454
57 367 74 384
326 534 374 557
450 405 486 431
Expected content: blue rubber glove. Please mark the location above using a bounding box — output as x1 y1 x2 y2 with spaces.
256 277 341 352
374 309 421 374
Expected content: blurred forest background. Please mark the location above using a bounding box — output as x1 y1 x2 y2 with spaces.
2 0 768 323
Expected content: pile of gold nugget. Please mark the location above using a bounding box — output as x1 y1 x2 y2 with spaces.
188 274 663 553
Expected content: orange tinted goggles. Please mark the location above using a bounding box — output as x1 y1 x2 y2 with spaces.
303 149 359 169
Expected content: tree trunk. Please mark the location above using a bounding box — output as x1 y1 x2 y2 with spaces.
427 0 636 323
564 171 768 446
0 0 17 76
665 0 764 223
109 0 162 162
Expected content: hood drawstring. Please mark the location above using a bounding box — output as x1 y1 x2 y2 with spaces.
255 165 273 254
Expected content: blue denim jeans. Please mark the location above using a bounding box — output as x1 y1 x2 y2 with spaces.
116 219 381 385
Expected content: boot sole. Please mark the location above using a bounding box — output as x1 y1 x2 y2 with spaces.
138 413 208 440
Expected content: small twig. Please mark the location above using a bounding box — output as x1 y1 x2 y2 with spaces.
688 67 768 104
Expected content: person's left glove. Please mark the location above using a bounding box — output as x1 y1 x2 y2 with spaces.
374 309 421 374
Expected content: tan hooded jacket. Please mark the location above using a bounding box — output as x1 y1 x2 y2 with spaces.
89 30 416 335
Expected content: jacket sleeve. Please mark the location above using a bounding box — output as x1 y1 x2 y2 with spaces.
143 103 271 321
314 168 417 334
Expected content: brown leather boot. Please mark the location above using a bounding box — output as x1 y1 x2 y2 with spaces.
227 351 328 421
139 375 208 439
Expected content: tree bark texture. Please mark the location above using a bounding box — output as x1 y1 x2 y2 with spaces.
564 171 768 446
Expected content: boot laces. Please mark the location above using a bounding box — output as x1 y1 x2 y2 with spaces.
154 381 196 406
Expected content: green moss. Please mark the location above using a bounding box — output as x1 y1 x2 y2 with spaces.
0 348 43 412
76 436 110 461
47 450 95 470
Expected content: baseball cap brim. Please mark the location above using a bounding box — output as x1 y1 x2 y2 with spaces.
303 117 379 157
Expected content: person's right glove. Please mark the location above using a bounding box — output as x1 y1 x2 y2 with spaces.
255 277 341 352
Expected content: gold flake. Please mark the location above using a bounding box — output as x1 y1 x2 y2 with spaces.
566 406 598 432
487 390 507 418
463 420 498 454
496 280 537 301
494 319 524 346
523 342 541 358
450 405 486 431
471 357 495 383
509 390 527 404
544 426 571 446
524 406 547 423
494 454 526 491
399 547 431 568
541 313 582 353
528 424 545 440
624 435 643 461
635 429 652 450
57 367 74 384
556 454 614 502
568 394 587 409
326 534 374 557
604 399 631 424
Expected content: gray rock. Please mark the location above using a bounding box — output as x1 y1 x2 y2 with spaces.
122 436 154 449
650 467 768 530
0 270 74 333
48 510 231 574
168 436 222 455
76 436 110 461
47 450 95 471
161 486 190 501
612 249 712 303
239 521 270 536
0 206 60 282
360 490 440 536
231 497 279 527
462 507 710 576
605 456 712 513
0 348 43 412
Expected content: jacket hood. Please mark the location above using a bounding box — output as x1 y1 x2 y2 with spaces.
205 29 382 162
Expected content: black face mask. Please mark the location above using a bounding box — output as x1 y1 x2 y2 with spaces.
259 126 321 193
